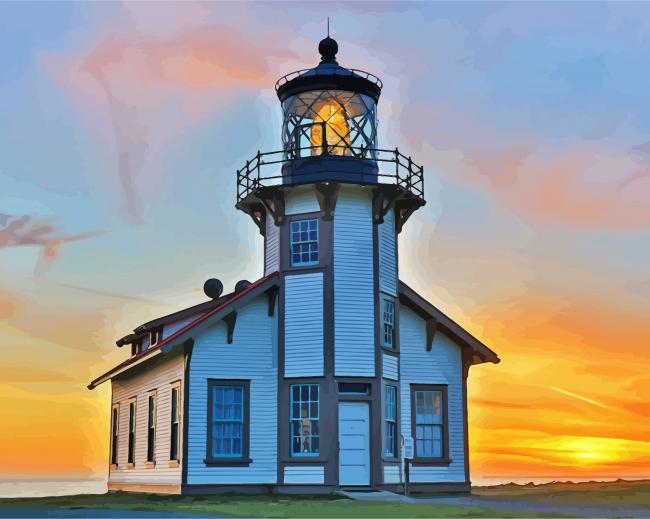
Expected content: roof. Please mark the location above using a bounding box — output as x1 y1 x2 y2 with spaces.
88 272 280 390
115 293 236 347
398 280 500 365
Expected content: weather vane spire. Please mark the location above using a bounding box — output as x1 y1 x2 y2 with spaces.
327 17 330 37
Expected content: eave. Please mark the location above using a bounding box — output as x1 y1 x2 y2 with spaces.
398 280 500 365
88 272 280 390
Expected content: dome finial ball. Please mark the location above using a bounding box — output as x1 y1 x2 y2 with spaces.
318 36 338 64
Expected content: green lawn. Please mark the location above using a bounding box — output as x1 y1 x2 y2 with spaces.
473 479 650 507
0 492 562 518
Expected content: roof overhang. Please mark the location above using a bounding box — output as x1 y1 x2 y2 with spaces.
398 281 500 366
88 272 280 390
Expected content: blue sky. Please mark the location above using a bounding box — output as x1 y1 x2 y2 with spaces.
1 1 649 480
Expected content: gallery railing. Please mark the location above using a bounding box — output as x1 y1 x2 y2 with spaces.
236 145 424 205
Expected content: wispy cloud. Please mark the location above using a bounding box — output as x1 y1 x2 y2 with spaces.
0 215 103 275
548 386 611 410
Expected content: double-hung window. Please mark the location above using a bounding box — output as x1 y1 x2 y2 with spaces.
127 400 136 465
207 381 249 461
290 384 319 456
146 392 156 463
170 384 180 462
290 219 319 266
412 385 447 459
110 404 119 466
382 299 395 348
384 386 397 457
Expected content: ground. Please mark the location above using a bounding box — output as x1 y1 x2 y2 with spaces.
0 480 648 518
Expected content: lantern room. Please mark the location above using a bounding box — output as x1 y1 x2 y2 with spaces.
276 37 380 161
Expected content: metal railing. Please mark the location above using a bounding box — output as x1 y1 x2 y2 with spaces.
236 145 424 204
275 67 384 92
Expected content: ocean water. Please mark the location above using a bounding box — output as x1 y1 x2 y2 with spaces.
0 480 106 499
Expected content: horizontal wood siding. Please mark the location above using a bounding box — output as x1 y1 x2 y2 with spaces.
383 464 401 483
110 352 184 485
334 187 375 376
378 207 398 297
265 215 280 275
284 273 324 377
187 296 278 484
285 187 319 215
382 353 399 381
399 305 466 483
283 465 325 484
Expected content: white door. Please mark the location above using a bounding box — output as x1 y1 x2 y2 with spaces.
338 401 370 486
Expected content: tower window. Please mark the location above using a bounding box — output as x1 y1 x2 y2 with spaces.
385 385 397 457
382 299 395 348
290 219 319 266
290 384 320 456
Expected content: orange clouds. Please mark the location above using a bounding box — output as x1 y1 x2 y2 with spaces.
45 22 300 222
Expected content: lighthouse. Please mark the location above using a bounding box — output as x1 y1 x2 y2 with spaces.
89 35 498 494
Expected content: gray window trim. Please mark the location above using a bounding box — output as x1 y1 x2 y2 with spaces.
384 384 398 459
280 212 332 273
380 294 398 351
205 379 252 466
409 384 451 465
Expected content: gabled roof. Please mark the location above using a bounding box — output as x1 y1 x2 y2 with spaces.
398 280 500 365
88 272 280 390
115 294 235 347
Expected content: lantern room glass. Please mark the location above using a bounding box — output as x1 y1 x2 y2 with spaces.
281 90 377 160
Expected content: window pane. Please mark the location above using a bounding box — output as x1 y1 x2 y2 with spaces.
290 384 320 455
290 219 319 266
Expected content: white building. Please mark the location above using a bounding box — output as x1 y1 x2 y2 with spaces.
88 36 499 495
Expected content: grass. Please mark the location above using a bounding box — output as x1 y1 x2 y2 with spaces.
473 478 650 508
0 491 564 518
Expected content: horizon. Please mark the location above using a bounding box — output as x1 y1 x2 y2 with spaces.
1 1 649 492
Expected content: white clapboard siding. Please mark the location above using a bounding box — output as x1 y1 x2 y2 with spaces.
334 187 375 376
265 216 281 275
284 273 324 377
399 305 465 483
382 353 399 381
378 207 398 297
383 464 402 483
187 296 278 484
283 465 325 484
285 187 320 215
110 352 184 485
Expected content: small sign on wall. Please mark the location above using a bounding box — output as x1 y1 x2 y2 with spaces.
403 436 414 459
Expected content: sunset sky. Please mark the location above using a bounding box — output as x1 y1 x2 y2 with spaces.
1 1 649 485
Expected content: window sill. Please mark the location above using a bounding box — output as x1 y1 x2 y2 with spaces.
109 463 118 470
204 458 252 467
382 456 400 463
168 460 180 468
282 456 327 464
144 461 156 469
381 345 399 354
126 463 135 469
409 457 452 466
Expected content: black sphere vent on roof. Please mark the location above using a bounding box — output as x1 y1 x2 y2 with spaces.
203 278 223 299
235 279 252 293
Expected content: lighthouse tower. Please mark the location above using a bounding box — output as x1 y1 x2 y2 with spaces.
236 36 425 486
92 34 498 495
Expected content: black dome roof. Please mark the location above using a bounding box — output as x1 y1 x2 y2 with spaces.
275 37 383 102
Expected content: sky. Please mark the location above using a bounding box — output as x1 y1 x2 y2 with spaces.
1 1 649 485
